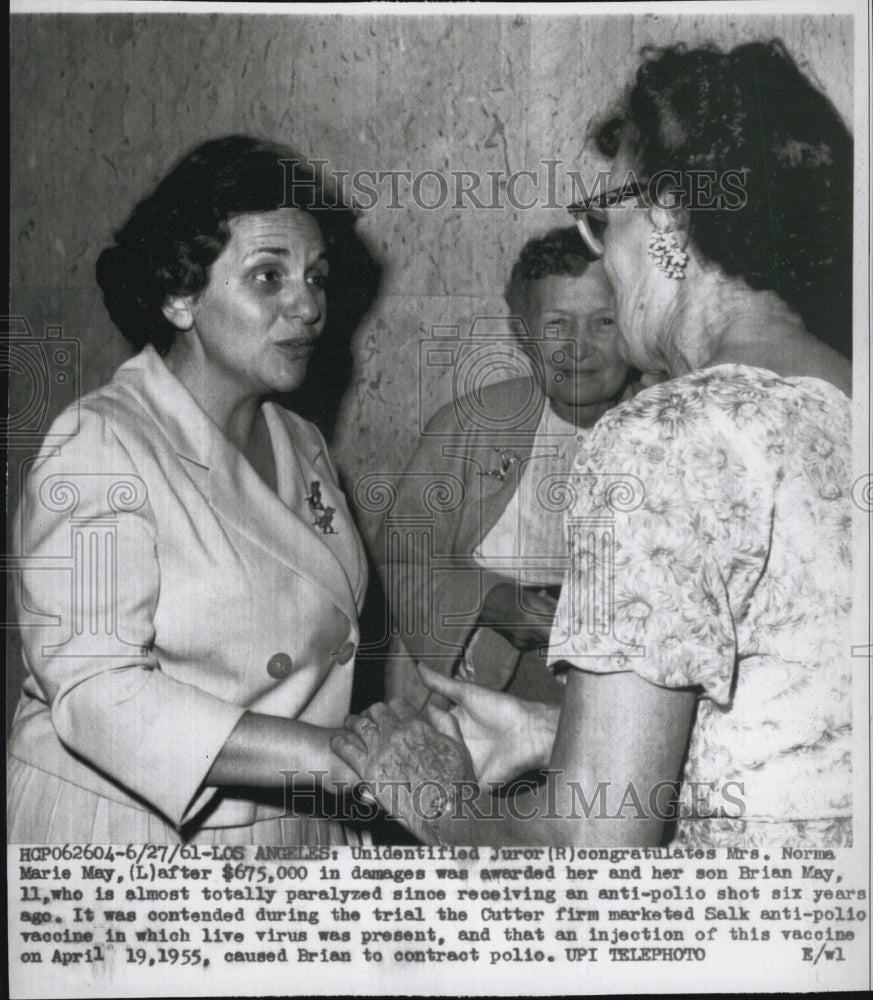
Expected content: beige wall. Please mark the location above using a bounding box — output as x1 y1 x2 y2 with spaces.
7 11 854 713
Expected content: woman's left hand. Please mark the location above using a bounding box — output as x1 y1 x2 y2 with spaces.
331 700 476 843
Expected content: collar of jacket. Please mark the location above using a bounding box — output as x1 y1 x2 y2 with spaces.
466 380 547 542
109 345 359 628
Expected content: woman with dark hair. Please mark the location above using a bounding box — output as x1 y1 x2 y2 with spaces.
333 40 854 849
8 135 378 844
380 227 631 711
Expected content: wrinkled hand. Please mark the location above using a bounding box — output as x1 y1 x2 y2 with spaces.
331 700 476 843
418 664 560 786
479 583 558 652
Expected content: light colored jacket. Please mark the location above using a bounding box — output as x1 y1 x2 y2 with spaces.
375 377 548 687
9 346 367 830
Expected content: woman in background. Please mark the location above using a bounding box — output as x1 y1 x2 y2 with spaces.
335 40 854 849
381 228 632 711
8 135 378 844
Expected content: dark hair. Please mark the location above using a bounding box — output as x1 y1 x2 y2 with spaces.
504 226 599 318
594 40 853 358
96 135 367 355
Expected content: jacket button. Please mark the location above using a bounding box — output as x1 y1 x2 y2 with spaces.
335 642 355 665
267 653 293 679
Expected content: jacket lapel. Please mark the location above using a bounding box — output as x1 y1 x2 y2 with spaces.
113 347 359 628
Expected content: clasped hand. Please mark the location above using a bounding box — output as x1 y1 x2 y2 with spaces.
331 665 560 840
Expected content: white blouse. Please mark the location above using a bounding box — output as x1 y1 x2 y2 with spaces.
473 403 587 587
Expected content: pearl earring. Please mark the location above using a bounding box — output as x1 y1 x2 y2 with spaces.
647 230 688 279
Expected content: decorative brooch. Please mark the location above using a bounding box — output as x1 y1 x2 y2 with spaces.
482 446 520 481
306 481 338 534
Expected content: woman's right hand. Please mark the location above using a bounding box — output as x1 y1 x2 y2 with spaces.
418 664 560 787
478 582 558 652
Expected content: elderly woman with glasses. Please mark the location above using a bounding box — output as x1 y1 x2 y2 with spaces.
333 40 854 849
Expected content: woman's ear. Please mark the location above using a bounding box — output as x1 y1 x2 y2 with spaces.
162 295 195 332
646 201 689 242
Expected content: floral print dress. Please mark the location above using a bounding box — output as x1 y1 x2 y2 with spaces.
548 365 852 847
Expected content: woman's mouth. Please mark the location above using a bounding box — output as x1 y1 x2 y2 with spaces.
275 340 313 360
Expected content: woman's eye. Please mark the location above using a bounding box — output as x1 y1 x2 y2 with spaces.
254 269 282 285
307 272 328 290
595 314 617 328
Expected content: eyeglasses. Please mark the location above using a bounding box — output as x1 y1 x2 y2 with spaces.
567 181 646 258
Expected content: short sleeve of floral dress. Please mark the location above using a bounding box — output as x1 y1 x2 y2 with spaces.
548 364 852 848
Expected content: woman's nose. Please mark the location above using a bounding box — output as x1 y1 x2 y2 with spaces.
283 279 322 324
573 335 596 361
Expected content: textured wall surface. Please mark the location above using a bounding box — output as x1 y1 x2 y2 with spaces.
7 12 854 715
